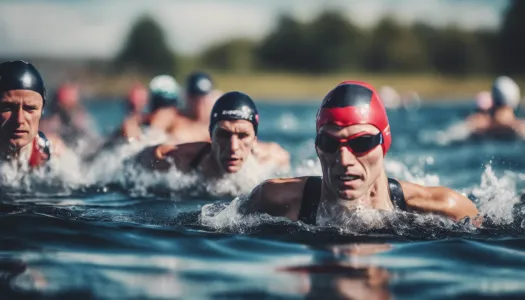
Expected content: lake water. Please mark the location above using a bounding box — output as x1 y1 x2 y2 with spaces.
1 99 525 299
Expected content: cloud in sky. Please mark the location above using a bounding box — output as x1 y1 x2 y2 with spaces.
0 0 510 58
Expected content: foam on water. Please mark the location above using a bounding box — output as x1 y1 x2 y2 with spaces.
3 100 525 299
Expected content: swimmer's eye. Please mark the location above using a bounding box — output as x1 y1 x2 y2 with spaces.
238 133 249 139
215 130 231 139
23 105 38 112
0 104 14 112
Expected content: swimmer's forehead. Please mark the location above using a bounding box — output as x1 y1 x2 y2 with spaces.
215 119 254 133
319 124 379 136
1 89 43 105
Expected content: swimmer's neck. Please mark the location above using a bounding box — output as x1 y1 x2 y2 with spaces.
199 149 224 179
320 170 392 211
186 98 209 121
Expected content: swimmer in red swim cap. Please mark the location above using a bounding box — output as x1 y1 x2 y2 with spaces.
241 81 479 224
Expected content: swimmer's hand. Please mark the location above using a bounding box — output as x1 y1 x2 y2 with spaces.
136 144 177 171
120 115 143 140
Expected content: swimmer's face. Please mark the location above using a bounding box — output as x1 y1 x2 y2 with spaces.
316 124 383 201
57 86 79 110
211 120 256 174
128 86 148 113
0 90 43 150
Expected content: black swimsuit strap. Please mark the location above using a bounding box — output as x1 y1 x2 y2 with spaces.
298 176 407 226
37 131 51 160
298 176 322 225
189 144 211 170
387 178 407 210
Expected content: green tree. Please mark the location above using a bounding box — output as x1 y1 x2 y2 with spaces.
201 38 256 72
257 14 309 72
364 18 429 72
306 10 365 73
498 0 525 74
114 15 176 76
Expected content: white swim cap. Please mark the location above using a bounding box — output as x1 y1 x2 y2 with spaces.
149 75 179 96
149 75 180 109
492 76 521 109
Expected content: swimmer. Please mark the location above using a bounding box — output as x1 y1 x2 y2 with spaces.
183 71 217 124
116 82 150 140
148 75 210 143
39 82 97 147
241 81 479 224
126 82 149 116
468 76 525 139
117 74 214 144
137 91 290 177
0 60 58 168
464 90 493 131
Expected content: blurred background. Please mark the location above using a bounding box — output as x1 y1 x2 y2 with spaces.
0 0 523 101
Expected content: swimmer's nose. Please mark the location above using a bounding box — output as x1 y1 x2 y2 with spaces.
15 107 25 125
337 147 357 167
229 135 240 151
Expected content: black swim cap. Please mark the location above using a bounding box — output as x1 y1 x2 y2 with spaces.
0 60 46 106
209 91 259 136
186 71 213 96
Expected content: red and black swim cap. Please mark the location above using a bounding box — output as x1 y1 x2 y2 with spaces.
316 81 391 155
0 60 46 106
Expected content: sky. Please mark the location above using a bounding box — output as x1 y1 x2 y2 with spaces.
0 0 511 59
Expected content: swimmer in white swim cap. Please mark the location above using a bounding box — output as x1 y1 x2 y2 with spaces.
467 76 525 139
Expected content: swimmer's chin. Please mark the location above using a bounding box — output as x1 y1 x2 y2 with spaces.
224 165 242 173
336 190 363 201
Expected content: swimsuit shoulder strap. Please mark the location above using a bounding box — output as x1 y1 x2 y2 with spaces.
189 143 211 170
388 177 407 210
298 176 322 225
28 131 51 167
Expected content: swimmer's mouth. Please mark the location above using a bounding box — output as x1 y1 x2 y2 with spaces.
338 175 360 181
226 157 241 163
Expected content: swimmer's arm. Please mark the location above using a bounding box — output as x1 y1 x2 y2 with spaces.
149 109 174 132
240 177 308 221
120 115 143 139
400 181 479 221
136 144 180 171
512 119 525 138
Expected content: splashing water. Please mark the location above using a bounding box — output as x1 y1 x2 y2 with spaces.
2 100 525 299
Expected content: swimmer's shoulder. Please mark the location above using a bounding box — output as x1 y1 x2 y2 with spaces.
149 108 178 130
397 180 479 221
241 176 310 221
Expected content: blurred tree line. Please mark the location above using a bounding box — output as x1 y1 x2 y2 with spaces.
114 0 525 77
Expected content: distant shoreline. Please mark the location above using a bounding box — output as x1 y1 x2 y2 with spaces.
84 72 523 102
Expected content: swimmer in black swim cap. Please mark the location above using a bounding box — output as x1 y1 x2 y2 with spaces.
136 91 289 187
183 71 218 123
0 60 57 167
209 91 258 136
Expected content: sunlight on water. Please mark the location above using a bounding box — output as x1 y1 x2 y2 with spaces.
2 100 525 299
